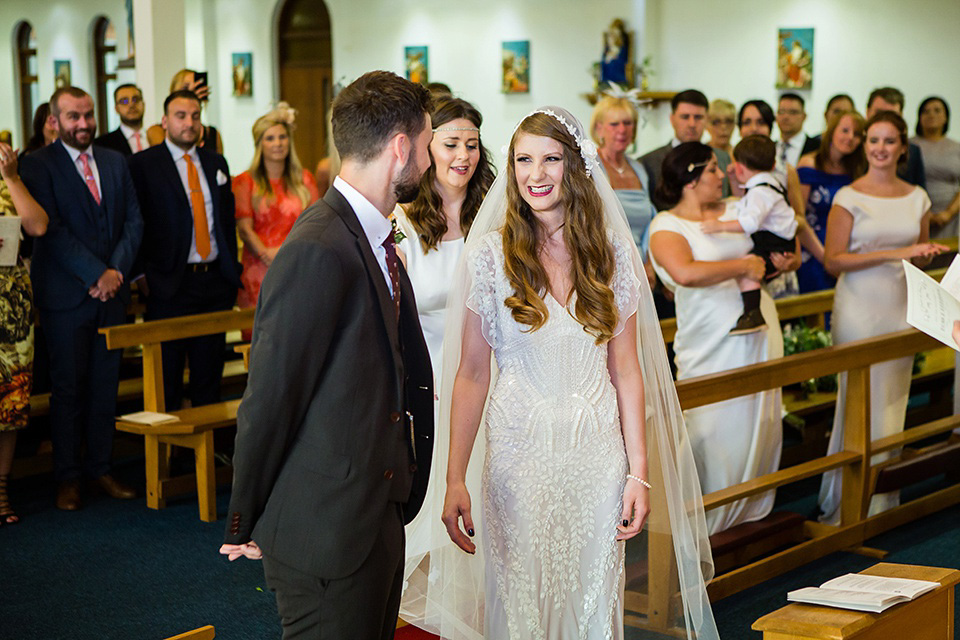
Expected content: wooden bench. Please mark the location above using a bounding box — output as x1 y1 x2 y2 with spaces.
116 399 241 522
164 625 215 640
753 563 960 639
100 308 254 521
625 329 960 636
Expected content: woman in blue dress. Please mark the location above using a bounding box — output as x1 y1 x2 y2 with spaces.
795 110 866 292
590 95 656 260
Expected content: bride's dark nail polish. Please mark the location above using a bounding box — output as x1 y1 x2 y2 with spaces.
468 528 475 536
622 519 629 527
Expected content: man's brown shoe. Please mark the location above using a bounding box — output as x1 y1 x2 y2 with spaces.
56 480 82 511
94 474 136 500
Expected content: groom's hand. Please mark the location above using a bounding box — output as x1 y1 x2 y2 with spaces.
220 541 263 561
442 482 476 554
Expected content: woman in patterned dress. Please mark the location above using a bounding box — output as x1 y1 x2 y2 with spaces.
0 141 48 524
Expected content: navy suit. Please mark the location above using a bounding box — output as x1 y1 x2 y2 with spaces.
128 142 240 410
20 140 143 482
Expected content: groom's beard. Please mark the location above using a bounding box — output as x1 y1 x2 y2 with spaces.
393 154 421 204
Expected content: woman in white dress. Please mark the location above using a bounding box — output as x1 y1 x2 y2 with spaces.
403 108 719 640
818 111 945 524
395 98 495 384
396 98 495 617
649 141 785 535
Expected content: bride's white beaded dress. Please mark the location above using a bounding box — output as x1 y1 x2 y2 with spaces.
466 231 639 638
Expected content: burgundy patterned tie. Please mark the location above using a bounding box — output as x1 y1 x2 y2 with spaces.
382 233 401 321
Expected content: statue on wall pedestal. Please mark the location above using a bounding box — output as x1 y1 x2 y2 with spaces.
600 19 630 87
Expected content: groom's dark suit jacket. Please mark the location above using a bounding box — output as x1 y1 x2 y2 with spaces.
224 186 434 579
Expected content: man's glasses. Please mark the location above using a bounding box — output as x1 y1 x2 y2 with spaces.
117 96 142 106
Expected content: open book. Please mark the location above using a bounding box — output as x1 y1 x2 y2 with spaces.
903 257 960 351
118 411 179 426
788 573 940 613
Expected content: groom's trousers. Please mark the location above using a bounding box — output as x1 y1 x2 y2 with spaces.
261 503 406 640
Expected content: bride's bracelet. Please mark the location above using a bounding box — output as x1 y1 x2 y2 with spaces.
626 474 652 489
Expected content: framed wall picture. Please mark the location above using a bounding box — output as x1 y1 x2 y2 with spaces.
232 52 253 97
404 46 428 84
777 28 814 89
54 60 71 88
502 40 530 94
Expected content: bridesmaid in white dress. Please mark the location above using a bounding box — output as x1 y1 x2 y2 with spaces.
395 98 495 384
649 142 787 535
818 111 944 524
395 98 495 617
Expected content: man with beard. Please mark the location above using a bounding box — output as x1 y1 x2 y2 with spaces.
20 86 143 510
220 71 435 639
94 84 146 157
127 90 240 412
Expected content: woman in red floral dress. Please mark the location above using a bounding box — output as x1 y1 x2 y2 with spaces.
233 103 319 337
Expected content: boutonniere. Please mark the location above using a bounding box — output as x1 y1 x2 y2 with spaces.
391 217 406 244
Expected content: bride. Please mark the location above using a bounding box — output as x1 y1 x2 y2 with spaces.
400 107 719 640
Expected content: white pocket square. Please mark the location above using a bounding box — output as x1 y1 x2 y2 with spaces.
216 169 228 186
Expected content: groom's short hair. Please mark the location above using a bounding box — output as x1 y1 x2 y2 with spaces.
332 71 432 164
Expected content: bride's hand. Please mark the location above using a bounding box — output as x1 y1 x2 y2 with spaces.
441 481 477 554
616 480 650 541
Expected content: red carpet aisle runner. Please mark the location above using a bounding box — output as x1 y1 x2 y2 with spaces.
395 623 441 639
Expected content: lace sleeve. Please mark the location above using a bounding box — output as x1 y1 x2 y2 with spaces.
464 233 501 350
610 232 642 337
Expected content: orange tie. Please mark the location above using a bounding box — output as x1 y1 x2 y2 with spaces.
183 153 211 260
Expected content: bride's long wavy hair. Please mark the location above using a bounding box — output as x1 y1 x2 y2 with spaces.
502 112 618 344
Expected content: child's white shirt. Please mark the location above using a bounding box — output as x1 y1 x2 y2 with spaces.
736 171 798 238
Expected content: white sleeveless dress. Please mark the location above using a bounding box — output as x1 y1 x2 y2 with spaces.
818 186 931 523
465 231 640 639
649 207 783 534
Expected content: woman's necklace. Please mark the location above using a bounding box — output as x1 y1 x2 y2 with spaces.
602 155 627 175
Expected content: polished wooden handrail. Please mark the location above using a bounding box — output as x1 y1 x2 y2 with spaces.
100 308 254 350
675 329 940 410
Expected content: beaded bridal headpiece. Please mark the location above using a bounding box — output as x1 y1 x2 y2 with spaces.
507 108 599 177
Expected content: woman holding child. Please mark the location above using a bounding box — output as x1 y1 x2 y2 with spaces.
649 142 785 535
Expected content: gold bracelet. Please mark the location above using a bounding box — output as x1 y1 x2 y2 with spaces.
626 474 652 489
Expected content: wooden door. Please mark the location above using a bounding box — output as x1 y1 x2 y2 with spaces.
277 0 332 176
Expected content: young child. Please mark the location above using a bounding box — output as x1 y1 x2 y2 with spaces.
701 135 797 334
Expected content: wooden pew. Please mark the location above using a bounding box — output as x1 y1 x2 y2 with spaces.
164 625 215 640
100 308 254 521
626 329 960 634
688 329 959 600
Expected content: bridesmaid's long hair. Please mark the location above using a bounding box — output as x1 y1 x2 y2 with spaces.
404 98 495 252
502 112 618 344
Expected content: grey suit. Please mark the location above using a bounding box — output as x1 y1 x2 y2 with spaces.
640 141 731 212
224 186 433 638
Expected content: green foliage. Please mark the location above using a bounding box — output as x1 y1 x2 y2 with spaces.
782 321 837 395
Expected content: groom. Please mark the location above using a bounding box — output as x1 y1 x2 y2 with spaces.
220 70 435 639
